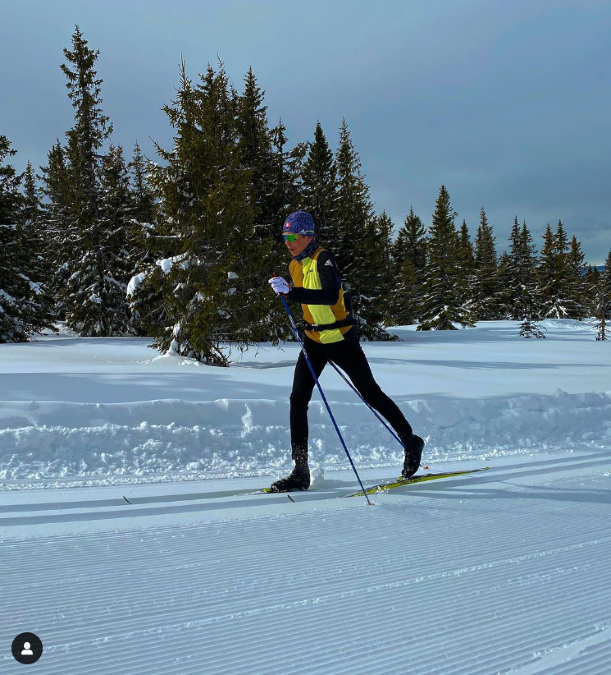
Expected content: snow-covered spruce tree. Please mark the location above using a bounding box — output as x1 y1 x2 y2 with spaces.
595 249 611 340
143 60 271 366
354 211 396 340
57 26 133 336
270 119 309 220
20 162 55 327
390 208 428 325
332 119 390 339
566 235 587 320
333 119 371 276
455 219 476 317
300 121 338 246
473 207 499 320
94 143 132 334
0 135 55 341
235 68 290 344
583 266 600 317
418 185 475 330
502 218 543 338
537 221 574 319
125 142 160 336
40 140 72 318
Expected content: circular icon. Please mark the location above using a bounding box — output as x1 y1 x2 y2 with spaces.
11 633 43 664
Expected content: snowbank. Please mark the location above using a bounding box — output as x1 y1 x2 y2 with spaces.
1 390 610 480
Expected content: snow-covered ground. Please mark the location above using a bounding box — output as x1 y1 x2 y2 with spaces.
1 320 610 674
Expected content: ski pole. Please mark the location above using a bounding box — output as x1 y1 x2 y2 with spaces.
276 293 373 506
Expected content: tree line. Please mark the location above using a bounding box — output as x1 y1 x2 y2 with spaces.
1 27 610 362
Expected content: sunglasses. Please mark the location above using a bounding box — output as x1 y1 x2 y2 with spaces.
282 233 301 242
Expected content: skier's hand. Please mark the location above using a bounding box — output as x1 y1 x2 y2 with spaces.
269 276 289 295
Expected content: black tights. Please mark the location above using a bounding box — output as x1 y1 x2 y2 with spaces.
290 334 413 462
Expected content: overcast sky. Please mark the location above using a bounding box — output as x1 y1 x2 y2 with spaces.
1 0 610 263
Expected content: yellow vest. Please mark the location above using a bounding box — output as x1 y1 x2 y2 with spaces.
289 248 351 344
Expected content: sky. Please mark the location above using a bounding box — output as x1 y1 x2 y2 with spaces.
1 0 610 264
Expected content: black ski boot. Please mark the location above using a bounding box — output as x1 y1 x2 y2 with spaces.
268 464 311 493
401 434 425 479
269 444 310 492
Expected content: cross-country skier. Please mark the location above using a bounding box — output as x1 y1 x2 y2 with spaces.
268 210 424 492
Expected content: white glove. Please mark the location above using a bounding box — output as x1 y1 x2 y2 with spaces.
269 276 289 295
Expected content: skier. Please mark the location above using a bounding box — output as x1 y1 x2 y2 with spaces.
268 210 424 492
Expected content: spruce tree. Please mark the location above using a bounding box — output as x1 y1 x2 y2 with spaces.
141 60 271 365
538 220 573 318
40 140 72 318
0 134 55 341
595 252 610 340
583 266 600 316
473 207 498 320
333 119 389 338
57 26 130 336
334 119 372 275
504 218 541 330
567 235 587 319
236 69 291 342
19 162 55 330
390 207 427 325
455 219 476 316
418 185 474 330
301 121 338 245
355 211 395 339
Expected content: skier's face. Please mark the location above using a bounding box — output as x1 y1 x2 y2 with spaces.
284 234 313 258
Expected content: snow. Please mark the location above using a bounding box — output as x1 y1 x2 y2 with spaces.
1 319 610 674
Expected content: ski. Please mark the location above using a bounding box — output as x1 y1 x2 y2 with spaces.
345 466 491 498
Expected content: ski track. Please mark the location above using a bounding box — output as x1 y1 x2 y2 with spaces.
1 465 611 675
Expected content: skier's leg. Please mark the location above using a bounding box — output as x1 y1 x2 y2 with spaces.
290 339 327 463
270 339 327 492
329 340 424 478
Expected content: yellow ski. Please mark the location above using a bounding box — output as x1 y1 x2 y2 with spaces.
346 466 491 498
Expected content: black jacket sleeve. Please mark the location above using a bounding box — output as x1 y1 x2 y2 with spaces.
287 250 341 305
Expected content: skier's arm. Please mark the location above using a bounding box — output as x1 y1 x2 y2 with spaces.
287 251 342 305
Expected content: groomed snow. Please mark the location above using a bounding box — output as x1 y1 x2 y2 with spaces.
1 319 610 674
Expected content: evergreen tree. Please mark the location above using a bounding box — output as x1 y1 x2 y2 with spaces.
355 211 395 339
0 134 55 341
473 207 498 320
129 141 155 226
332 119 388 338
59 26 130 336
140 60 271 365
504 218 541 327
301 121 338 245
418 185 474 330
455 219 476 315
595 252 610 340
583 265 600 316
19 162 55 329
538 220 573 318
126 142 158 335
390 207 427 325
334 119 371 276
567 235 587 319
40 140 72 318
270 119 308 219
236 71 294 341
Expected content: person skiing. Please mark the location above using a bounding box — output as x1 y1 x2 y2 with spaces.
268 210 424 492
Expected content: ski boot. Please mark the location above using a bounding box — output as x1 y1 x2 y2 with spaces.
401 434 425 479
268 464 310 492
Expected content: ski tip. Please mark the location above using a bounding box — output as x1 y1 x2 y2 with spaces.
123 496 133 505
